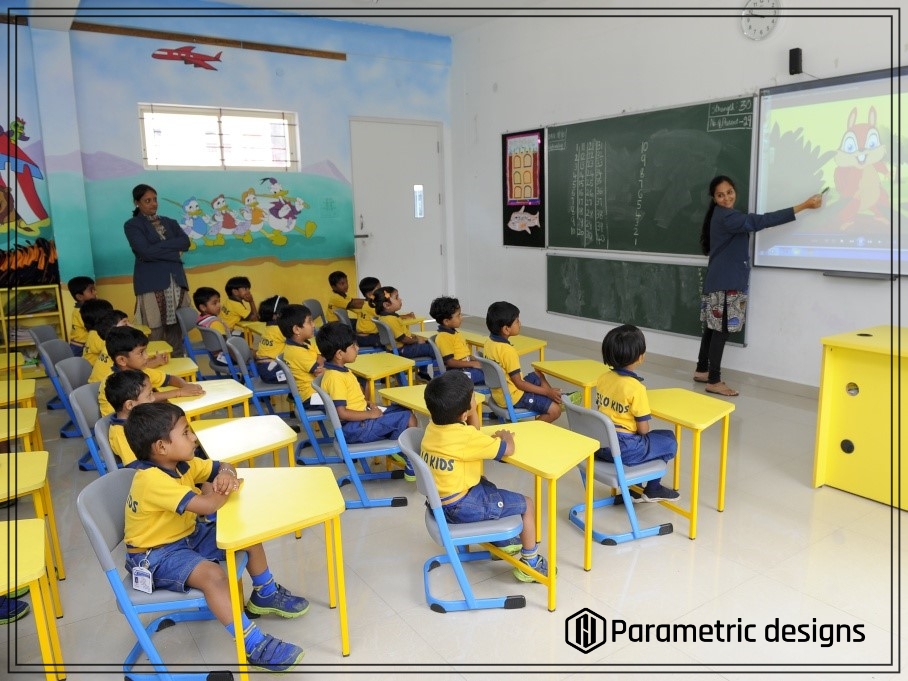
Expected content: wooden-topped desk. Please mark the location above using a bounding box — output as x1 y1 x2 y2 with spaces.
167 379 251 420
217 467 349 680
531 359 609 409
195 415 297 468
378 383 485 423
0 379 37 408
648 388 735 540
347 352 414 401
481 420 598 611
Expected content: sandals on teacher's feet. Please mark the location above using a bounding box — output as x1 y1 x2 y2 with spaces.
705 382 739 397
693 371 709 383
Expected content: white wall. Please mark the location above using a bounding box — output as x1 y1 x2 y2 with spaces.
449 2 905 387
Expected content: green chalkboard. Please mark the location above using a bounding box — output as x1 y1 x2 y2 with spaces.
547 97 754 254
546 255 707 338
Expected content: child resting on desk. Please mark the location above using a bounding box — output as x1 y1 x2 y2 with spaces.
122 402 309 673
484 301 562 423
429 295 484 385
596 324 680 503
422 370 549 582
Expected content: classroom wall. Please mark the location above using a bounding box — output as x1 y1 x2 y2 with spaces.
449 1 905 387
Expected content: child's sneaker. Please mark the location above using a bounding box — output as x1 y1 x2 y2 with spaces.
0 597 29 625
639 484 680 503
513 555 550 583
246 633 305 673
489 538 522 559
246 584 310 618
403 459 415 482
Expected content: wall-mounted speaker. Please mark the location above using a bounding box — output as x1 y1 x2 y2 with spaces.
789 48 802 75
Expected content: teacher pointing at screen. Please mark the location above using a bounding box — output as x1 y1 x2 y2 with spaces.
694 175 823 397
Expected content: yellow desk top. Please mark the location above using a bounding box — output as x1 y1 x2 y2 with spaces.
0 518 46 586
0 353 25 372
481 420 598 480
531 359 609 387
0 450 48 499
820 325 907 357
167 379 252 418
217 467 344 550
195 415 297 464
160 356 199 376
648 388 735 430
0 379 36 406
414 329 548 358
147 340 172 358
378 384 485 416
237 320 266 336
0 407 37 438
347 352 414 379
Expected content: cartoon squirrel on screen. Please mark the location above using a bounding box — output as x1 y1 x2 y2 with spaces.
833 106 889 229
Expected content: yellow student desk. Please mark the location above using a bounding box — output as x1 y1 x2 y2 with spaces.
416 329 548 362
0 407 41 451
0 378 37 408
481 420 598 611
166 379 252 419
813 325 907 510
217 467 349 680
236 320 266 347
159 356 200 382
194 415 298 468
146 339 172 362
531 359 610 408
346 352 414 401
378 383 486 423
0 352 26 380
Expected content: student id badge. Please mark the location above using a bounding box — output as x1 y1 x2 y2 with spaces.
132 559 153 594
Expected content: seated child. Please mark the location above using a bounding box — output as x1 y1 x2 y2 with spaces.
67 275 97 356
102 369 156 466
316 322 417 470
372 286 434 362
220 276 258 331
596 324 680 503
278 304 323 403
96 326 204 416
354 276 382 347
193 287 233 369
422 371 549 582
123 402 308 673
255 295 290 383
483 301 562 423
429 296 484 385
78 298 114 362
325 270 364 323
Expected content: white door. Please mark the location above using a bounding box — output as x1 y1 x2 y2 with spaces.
350 119 446 316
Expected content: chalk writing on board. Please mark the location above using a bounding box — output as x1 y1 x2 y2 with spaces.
707 99 753 132
568 139 607 248
548 128 567 152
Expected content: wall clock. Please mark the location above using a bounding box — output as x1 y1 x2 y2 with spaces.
741 0 781 41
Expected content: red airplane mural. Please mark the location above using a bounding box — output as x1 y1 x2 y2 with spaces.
152 46 222 70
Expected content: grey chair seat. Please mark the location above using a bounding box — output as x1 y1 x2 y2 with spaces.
425 508 522 546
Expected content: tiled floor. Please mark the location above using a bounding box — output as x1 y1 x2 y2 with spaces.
2 321 902 679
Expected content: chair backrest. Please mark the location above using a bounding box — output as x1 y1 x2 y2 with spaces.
273 356 303 403
333 307 354 330
77 467 137 572
196 325 229 355
28 324 59 347
475 356 507 392
225 335 256 382
425 336 445 376
399 427 440 507
38 339 74 379
70 381 102 438
175 307 199 338
563 400 620 460
311 380 344 439
373 318 399 354
94 415 120 475
303 298 327 326
56 356 92 397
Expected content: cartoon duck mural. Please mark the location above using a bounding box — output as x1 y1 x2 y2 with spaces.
259 177 317 239
179 197 219 248
211 193 251 243
241 187 286 246
0 117 49 236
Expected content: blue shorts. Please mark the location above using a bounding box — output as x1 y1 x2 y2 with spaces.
595 429 678 466
513 372 554 415
125 521 225 593
450 366 485 385
256 360 287 383
399 342 434 360
341 404 411 444
443 477 527 524
70 343 85 358
357 333 381 348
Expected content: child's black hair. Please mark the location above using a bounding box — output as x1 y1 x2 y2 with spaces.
125 402 186 462
315 321 356 361
358 276 380 297
105 326 149 360
277 304 312 339
328 270 348 288
485 301 520 335
104 369 149 415
225 277 251 299
193 287 220 311
67 276 95 299
372 286 398 315
601 324 646 369
95 310 128 341
424 371 473 425
80 299 115 332
429 296 460 326
259 295 290 323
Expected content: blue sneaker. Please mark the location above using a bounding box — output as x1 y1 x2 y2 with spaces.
513 555 552 584
0 597 29 625
246 583 310 618
403 458 415 482
246 633 305 673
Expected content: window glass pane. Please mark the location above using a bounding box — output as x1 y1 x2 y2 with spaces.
143 112 221 167
221 115 291 168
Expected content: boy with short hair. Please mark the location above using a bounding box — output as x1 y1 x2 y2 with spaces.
277 304 323 403
67 275 97 356
484 301 562 423
102 369 156 466
429 296 484 384
95 326 204 415
325 271 364 323
123 402 308 673
355 276 382 347
221 276 258 330
193 286 233 368
596 324 680 502
422 370 549 582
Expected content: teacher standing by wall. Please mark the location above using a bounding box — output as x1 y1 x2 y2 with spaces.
694 175 823 396
124 183 191 355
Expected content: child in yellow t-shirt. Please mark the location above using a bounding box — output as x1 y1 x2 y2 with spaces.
372 286 433 362
256 295 290 383
429 295 484 384
354 276 382 347
220 276 258 331
277 304 323 403
79 299 114 362
102 369 156 466
325 270 365 323
67 275 97 356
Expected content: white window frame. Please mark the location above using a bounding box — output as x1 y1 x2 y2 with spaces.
138 103 300 171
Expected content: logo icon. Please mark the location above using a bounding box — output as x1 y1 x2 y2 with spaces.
565 608 606 653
